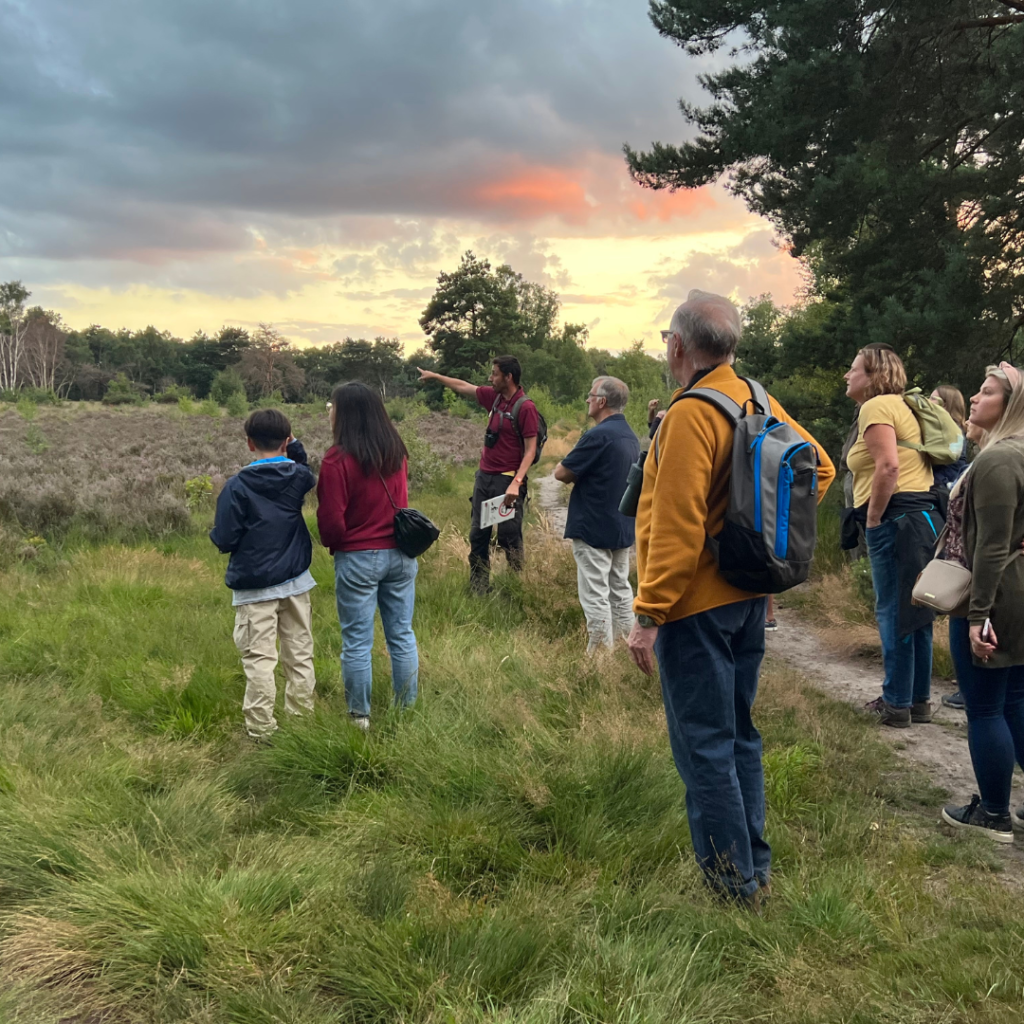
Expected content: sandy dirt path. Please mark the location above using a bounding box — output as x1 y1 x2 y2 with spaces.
536 471 1020 816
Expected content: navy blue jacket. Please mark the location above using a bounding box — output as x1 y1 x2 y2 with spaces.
210 443 316 590
561 413 641 550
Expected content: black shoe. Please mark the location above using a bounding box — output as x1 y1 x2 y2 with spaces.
911 701 932 724
863 696 911 729
764 619 778 632
941 795 1013 844
941 690 966 710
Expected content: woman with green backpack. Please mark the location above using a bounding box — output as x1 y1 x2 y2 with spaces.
843 347 946 729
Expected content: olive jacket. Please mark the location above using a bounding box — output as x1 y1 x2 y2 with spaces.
963 437 1024 667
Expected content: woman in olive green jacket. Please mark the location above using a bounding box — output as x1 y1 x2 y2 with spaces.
940 363 1024 843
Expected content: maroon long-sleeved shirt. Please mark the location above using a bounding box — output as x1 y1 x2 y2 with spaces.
316 448 407 553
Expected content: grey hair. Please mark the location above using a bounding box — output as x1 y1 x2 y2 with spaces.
668 289 742 369
592 376 629 411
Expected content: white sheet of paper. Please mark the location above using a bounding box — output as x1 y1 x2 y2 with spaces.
479 493 516 529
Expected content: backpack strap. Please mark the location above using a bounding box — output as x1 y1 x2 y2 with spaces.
654 388 744 463
740 377 773 417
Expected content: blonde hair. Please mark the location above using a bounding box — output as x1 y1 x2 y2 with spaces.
980 364 1024 449
932 384 966 431
858 346 907 399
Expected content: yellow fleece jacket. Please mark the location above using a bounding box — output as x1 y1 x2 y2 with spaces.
634 364 836 625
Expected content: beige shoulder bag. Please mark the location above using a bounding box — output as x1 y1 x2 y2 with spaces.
912 529 1023 617
911 527 972 617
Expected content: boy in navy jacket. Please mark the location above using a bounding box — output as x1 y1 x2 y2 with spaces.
211 409 317 739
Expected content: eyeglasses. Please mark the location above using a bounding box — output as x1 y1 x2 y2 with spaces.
585 393 603 402
660 329 676 342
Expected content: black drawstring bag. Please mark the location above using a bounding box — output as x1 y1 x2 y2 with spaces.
379 472 440 558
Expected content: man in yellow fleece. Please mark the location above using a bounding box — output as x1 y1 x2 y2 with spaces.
628 290 835 903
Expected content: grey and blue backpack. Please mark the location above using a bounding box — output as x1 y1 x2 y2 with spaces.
658 377 821 593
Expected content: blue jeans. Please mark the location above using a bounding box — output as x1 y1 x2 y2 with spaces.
949 616 1024 815
655 597 770 900
866 520 932 708
334 548 419 717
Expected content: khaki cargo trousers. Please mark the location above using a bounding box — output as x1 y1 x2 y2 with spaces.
233 591 316 738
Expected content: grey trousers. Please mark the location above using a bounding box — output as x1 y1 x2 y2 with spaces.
572 539 634 653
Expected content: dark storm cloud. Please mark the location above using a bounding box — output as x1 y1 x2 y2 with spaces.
0 0 701 260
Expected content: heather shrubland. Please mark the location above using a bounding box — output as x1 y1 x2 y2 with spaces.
0 401 474 543
0 414 1022 1023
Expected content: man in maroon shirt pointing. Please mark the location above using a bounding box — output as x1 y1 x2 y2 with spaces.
419 355 539 592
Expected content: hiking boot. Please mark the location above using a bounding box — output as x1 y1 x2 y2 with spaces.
941 795 1013 843
941 690 966 710
863 696 911 729
1013 804 1024 832
911 701 932 724
764 619 779 632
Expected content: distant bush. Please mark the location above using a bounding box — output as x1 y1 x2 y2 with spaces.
225 391 248 417
0 387 61 406
210 368 246 405
185 475 214 513
154 384 192 404
386 396 428 424
102 373 145 406
198 399 221 418
251 391 286 410
398 422 448 491
177 395 197 414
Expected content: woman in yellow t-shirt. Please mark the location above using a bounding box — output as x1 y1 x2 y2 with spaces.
844 347 942 729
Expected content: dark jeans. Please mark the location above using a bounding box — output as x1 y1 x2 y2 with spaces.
949 616 1024 815
866 519 932 708
655 597 770 900
469 469 526 591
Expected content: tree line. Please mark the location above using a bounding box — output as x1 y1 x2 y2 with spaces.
0 254 676 413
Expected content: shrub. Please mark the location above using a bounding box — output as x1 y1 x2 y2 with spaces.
177 396 197 415
102 374 145 406
154 385 192 404
184 475 214 513
210 369 246 405
251 391 286 410
198 399 221 418
0 387 60 406
225 391 248 417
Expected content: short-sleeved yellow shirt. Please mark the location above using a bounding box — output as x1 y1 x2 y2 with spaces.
846 394 933 507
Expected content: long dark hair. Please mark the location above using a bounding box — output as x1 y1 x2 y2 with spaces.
330 381 407 477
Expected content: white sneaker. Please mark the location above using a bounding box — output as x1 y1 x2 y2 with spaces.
351 715 370 732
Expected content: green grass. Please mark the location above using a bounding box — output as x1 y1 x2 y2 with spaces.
0 465 1022 1022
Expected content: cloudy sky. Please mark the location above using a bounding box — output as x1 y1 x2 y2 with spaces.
0 0 801 353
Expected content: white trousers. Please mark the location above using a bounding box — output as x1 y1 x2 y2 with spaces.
571 539 635 653
233 591 316 737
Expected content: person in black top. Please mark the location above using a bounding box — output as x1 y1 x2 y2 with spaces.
554 376 641 652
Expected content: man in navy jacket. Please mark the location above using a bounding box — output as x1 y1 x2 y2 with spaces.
210 409 316 739
554 376 640 652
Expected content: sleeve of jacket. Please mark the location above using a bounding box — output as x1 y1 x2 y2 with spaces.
209 480 247 553
968 453 1018 624
297 463 316 496
316 457 350 550
634 405 717 625
773 398 837 503
286 438 309 466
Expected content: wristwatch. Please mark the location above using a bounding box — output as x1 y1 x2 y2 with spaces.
636 614 657 628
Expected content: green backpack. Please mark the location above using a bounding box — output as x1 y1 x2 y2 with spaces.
898 389 963 466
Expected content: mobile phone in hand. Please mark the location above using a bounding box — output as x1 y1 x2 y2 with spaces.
982 618 994 643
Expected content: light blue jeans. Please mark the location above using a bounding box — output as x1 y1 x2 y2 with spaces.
334 548 419 718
